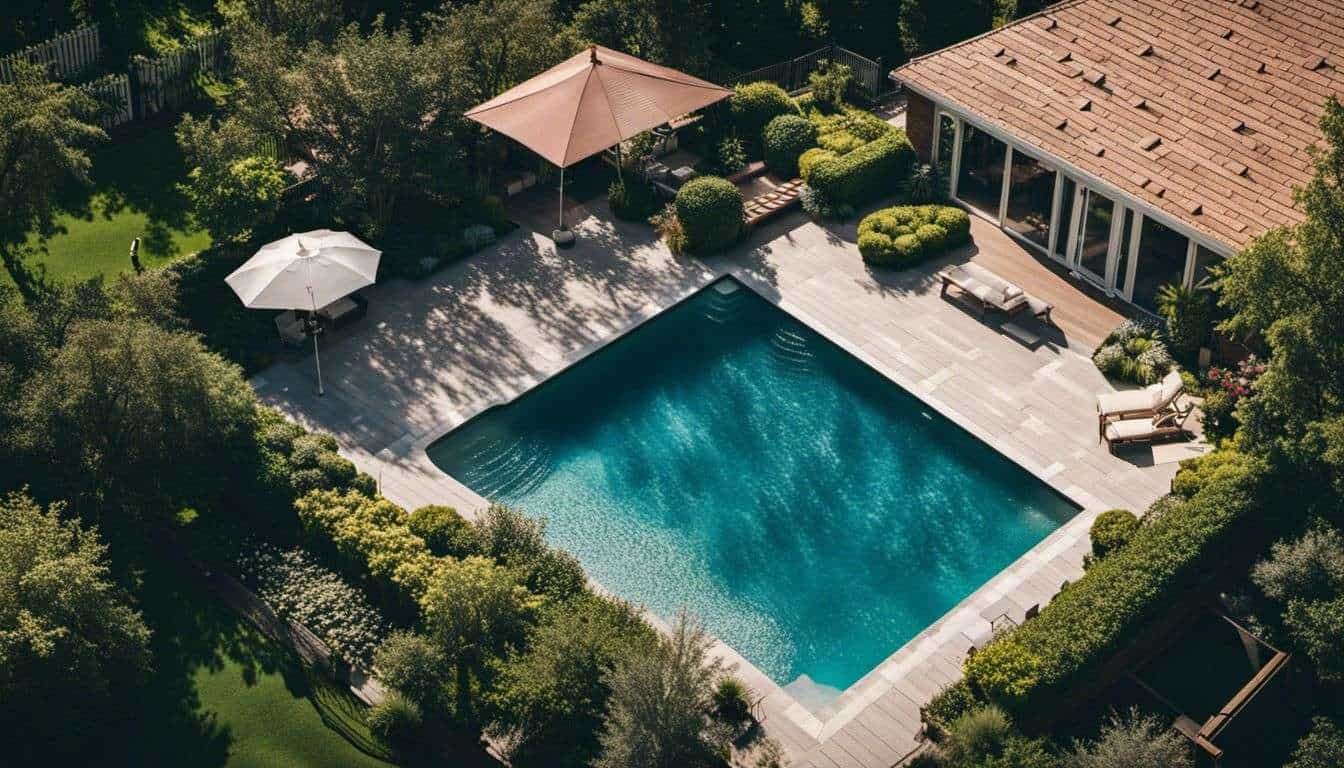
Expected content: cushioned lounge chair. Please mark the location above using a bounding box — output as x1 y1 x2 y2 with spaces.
938 263 1053 323
1096 369 1184 438
1103 401 1195 453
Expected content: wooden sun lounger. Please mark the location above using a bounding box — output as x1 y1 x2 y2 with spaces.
1096 369 1185 439
938 263 1053 324
1102 401 1195 453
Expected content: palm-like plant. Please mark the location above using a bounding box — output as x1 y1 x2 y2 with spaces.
1155 282 1213 363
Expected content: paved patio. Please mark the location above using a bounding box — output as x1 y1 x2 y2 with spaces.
254 201 1187 768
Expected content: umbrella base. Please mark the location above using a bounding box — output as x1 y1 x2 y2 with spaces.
553 227 576 249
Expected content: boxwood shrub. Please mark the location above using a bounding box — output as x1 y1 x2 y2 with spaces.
1089 509 1140 561
674 176 743 254
762 114 818 178
803 132 916 207
964 450 1267 717
729 82 799 148
856 204 971 267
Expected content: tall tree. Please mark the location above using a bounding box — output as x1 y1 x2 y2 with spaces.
593 610 729 768
1218 97 1344 495
0 62 105 297
898 0 996 58
420 555 536 724
0 491 152 763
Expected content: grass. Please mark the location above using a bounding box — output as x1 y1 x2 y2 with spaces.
20 120 211 285
93 557 399 768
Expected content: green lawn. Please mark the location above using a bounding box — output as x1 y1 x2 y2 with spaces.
22 121 211 284
99 558 398 768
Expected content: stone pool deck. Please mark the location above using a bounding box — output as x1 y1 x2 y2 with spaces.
253 203 1187 768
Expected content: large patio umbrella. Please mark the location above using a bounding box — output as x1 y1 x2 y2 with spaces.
225 229 381 396
465 45 732 244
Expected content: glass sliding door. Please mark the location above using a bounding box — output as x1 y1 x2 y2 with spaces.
956 123 1008 218
1074 189 1115 284
935 113 957 175
1003 150 1055 251
1052 176 1077 263
1130 217 1190 312
1112 207 1138 296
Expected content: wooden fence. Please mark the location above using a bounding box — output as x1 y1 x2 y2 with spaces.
722 44 897 102
0 23 103 83
83 73 134 128
131 30 230 119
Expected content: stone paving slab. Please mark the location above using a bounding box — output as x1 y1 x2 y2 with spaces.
255 202 1181 768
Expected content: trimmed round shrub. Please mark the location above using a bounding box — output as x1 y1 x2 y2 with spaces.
914 223 948 253
407 504 475 558
729 82 799 146
762 114 818 178
926 680 981 731
934 206 972 245
806 131 916 207
367 691 423 757
674 176 743 254
1090 509 1140 560
799 147 838 180
964 639 1043 701
857 204 968 267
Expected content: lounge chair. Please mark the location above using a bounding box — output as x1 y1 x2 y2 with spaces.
1096 369 1184 438
1102 401 1195 453
938 263 1053 323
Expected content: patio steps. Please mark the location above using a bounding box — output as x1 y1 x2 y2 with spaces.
744 178 804 226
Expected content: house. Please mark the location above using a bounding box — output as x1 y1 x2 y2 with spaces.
890 0 1344 314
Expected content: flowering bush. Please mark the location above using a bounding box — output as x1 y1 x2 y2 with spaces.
236 541 390 668
1207 355 1266 399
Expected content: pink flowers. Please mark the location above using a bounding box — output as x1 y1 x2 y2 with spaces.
1208 355 1265 400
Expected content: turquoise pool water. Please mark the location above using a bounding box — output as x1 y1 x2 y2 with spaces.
428 280 1075 695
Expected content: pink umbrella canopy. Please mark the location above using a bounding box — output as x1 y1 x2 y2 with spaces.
465 45 732 168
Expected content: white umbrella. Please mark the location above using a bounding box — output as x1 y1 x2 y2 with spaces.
225 229 381 395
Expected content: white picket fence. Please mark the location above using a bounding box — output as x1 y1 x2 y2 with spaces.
0 24 102 83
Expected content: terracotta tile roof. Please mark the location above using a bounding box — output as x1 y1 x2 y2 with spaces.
892 0 1344 250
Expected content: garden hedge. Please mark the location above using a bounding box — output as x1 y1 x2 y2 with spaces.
674 176 743 254
762 114 818 178
803 131 916 207
729 81 799 147
964 450 1267 718
1089 509 1139 560
856 204 971 267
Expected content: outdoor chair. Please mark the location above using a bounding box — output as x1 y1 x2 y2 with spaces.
1102 401 1196 453
275 310 307 346
1096 370 1184 439
938 263 1053 323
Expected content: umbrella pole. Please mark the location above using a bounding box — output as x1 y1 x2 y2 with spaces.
307 284 325 397
558 165 565 231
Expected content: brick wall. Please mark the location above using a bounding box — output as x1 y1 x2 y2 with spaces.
904 89 935 164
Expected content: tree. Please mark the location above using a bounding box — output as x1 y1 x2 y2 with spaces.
0 62 106 296
420 555 537 724
1283 595 1344 682
1285 717 1344 768
1066 708 1192 768
429 0 572 110
593 609 729 768
176 113 289 243
375 631 450 714
1218 98 1344 470
1251 525 1344 603
489 593 657 768
898 0 996 58
217 0 343 45
12 319 259 523
0 491 152 762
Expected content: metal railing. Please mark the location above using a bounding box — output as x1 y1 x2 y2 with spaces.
720 43 897 102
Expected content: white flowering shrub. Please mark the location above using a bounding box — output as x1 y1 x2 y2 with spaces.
236 541 390 668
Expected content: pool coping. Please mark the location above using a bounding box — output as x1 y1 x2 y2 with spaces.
396 271 1111 754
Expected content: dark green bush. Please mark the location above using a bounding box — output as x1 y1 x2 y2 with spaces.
925 680 981 731
366 691 424 757
1200 390 1237 443
761 114 818 178
804 131 916 207
857 204 965 267
1090 509 1140 561
608 179 662 222
729 82 799 148
965 450 1266 715
904 163 944 204
674 176 743 254
712 676 752 725
1285 716 1344 768
407 504 475 558
945 705 1013 763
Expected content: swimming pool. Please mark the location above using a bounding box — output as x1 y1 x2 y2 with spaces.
428 279 1076 699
